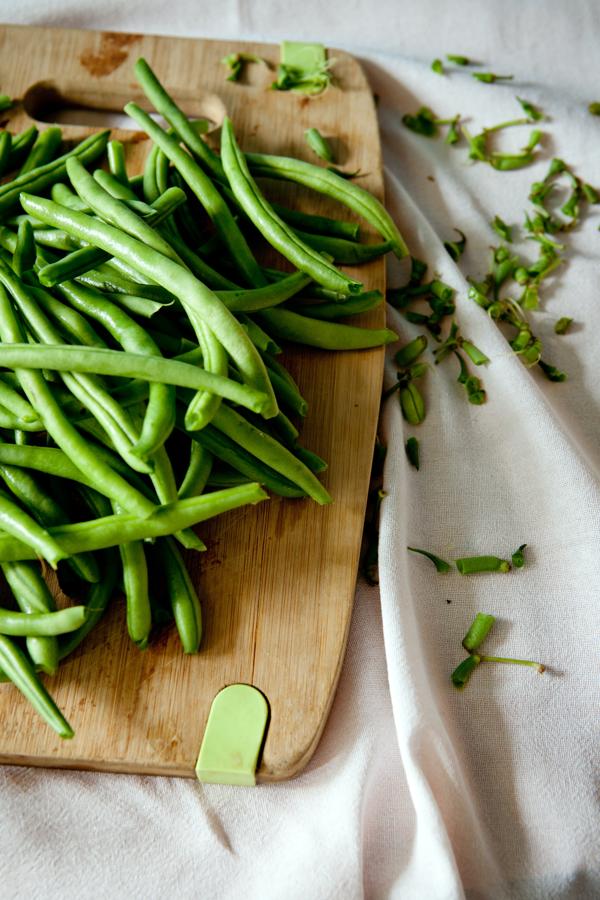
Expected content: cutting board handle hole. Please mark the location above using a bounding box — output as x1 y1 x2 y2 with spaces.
23 80 226 133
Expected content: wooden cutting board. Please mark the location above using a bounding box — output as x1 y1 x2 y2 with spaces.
0 24 386 781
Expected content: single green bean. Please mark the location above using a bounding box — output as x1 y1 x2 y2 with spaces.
270 202 360 241
255 307 397 349
178 443 213 499
0 633 73 737
13 219 36 276
292 290 383 320
0 375 42 423
0 487 67 568
51 182 89 211
0 132 12 178
293 230 392 265
0 343 270 415
117 518 151 648
0 605 86 636
216 270 312 312
107 139 128 185
158 538 202 653
0 483 268 561
134 57 224 181
304 128 335 163
238 313 281 356
221 118 362 296
246 151 408 258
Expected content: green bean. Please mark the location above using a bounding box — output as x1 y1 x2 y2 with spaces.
58 550 118 659
124 101 266 287
2 561 58 675
0 483 268 561
75 266 175 304
57 280 175 458
117 516 151 648
158 538 202 653
0 445 95 484
31 285 107 348
246 151 409 258
188 423 305 498
51 182 89 211
264 365 308 417
304 127 335 163
0 131 12 178
0 409 43 431
20 192 278 416
256 307 397 350
221 117 362 296
292 290 384 320
238 313 281 355
0 605 86 636
0 342 270 415
0 130 109 217
0 486 67 567
143 143 161 204
94 168 137 202
216 270 311 312
0 375 41 424
0 634 73 738
0 284 156 518
293 230 392 265
212 405 331 504
157 225 239 291
6 126 38 171
270 203 360 240
294 445 328 473
107 139 128 185
13 219 35 276
134 57 224 181
177 443 213 499
32 228 79 252
19 127 62 175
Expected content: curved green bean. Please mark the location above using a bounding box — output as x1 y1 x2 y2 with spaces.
118 526 151 648
293 230 392 265
216 270 311 312
256 307 398 349
0 634 73 738
159 538 202 653
6 126 38 171
291 290 383 320
177 443 213 499
0 487 67 568
0 605 87 636
107 139 128 185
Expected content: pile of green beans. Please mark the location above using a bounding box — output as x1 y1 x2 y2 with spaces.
0 57 403 738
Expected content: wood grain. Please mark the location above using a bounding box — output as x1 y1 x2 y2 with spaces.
0 25 386 781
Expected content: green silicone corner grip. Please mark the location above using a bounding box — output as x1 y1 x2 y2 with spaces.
280 41 327 74
195 684 269 786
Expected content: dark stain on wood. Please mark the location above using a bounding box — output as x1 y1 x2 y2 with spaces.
80 32 142 78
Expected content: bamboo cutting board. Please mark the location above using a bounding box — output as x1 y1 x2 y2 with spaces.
0 24 387 781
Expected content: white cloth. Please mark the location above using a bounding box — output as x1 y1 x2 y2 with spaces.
1 3 599 898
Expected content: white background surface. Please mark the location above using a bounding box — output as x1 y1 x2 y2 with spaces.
0 3 599 898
